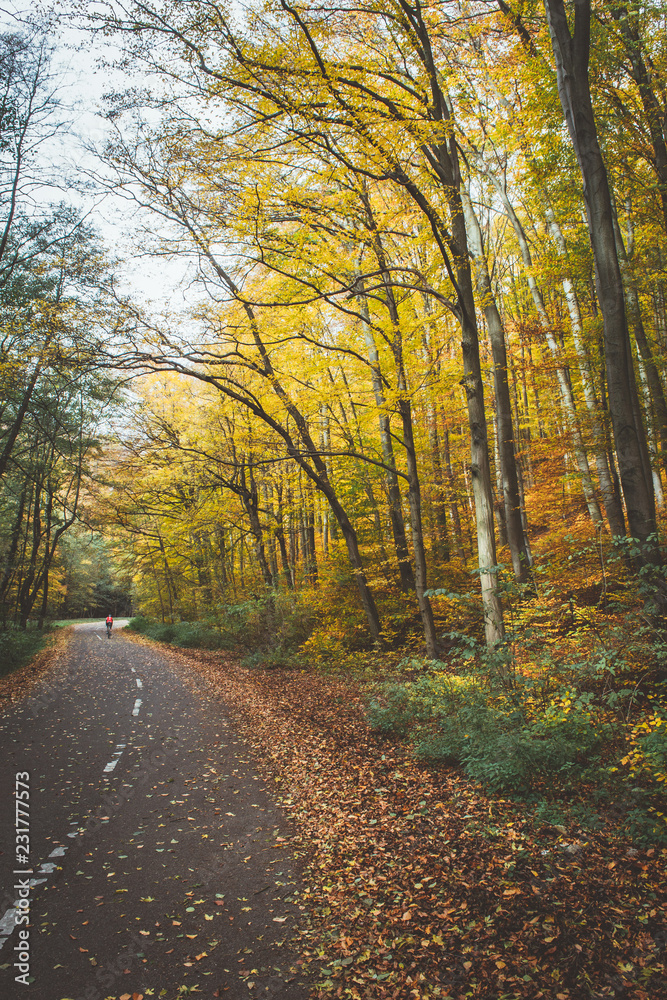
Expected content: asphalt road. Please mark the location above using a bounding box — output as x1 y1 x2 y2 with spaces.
0 625 309 1000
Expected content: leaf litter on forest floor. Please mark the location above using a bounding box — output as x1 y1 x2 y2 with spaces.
125 635 667 1000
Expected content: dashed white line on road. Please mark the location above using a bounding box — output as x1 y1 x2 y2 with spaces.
0 878 48 951
132 698 142 717
136 678 143 689
103 741 127 774
0 907 17 935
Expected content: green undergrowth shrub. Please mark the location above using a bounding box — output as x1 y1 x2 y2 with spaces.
368 668 605 791
221 590 316 654
0 623 48 678
129 590 317 665
128 616 228 650
365 610 667 844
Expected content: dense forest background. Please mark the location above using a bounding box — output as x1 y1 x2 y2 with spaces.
1 0 666 832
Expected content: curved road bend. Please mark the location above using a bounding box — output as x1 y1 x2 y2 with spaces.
0 623 309 1000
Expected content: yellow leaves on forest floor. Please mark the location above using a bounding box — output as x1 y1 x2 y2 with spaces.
143 635 667 1000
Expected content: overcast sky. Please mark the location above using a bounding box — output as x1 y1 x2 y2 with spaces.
1 0 198 311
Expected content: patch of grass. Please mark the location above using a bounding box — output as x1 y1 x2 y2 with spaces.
51 618 99 627
0 623 48 678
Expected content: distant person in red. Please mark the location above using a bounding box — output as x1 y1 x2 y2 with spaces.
105 614 113 637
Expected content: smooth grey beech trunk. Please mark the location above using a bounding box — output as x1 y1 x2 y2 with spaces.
461 187 531 582
612 206 667 483
544 203 627 536
609 2 667 235
544 0 659 557
398 396 440 658
394 10 505 647
451 201 505 646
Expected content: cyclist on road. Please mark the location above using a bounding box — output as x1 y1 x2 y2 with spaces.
105 614 113 638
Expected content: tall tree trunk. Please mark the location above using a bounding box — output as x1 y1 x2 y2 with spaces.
608 2 667 234
351 7 505 645
216 527 228 588
398 397 440 658
18 464 45 628
492 409 509 548
455 231 505 644
305 484 318 585
427 403 451 563
243 464 273 587
638 359 665 505
488 169 603 525
544 0 659 561
442 422 466 561
461 187 531 581
157 530 176 622
544 203 627 535
612 203 667 484
0 478 28 605
333 371 395 585
262 484 280 582
356 286 415 592
147 544 167 623
362 220 440 654
275 484 294 589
